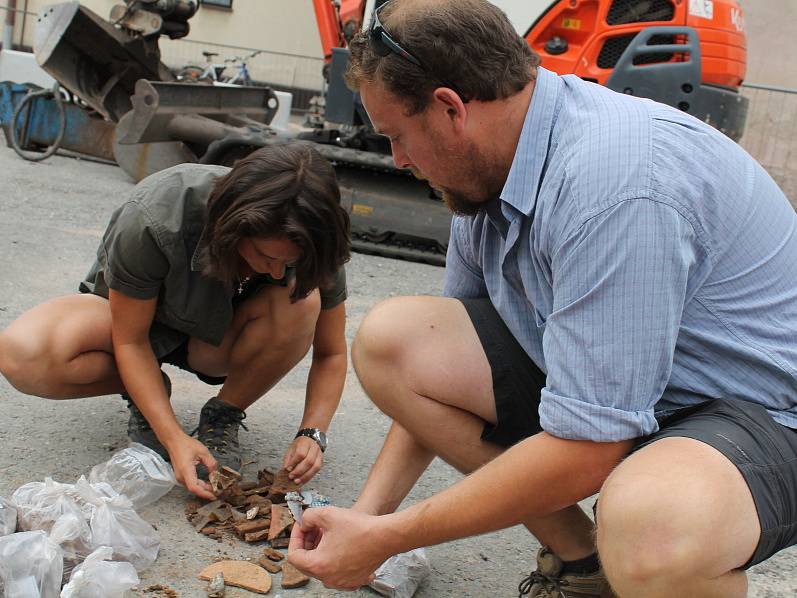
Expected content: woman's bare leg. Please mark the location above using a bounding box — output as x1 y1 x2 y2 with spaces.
0 294 122 399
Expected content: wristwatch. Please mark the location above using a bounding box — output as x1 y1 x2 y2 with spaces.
295 428 327 452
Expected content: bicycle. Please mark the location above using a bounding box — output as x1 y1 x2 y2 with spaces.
177 50 262 86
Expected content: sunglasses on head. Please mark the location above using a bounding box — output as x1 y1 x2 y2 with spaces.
368 1 468 101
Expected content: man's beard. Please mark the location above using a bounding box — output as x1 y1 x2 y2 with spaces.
436 141 505 217
440 188 490 216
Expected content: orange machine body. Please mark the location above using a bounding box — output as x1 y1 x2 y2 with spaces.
526 0 746 89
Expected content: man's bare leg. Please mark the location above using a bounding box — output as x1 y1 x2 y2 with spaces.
597 437 760 598
0 294 122 398
352 296 596 561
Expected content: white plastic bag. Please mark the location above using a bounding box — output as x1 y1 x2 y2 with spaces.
0 524 68 598
72 477 160 571
89 443 176 510
60 546 140 598
369 549 431 598
11 480 94 559
0 496 17 536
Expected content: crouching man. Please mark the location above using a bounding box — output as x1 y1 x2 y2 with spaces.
287 1 797 597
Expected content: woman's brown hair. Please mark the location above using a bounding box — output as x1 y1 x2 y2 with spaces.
202 142 351 301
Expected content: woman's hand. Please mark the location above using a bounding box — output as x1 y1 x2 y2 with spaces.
283 435 324 485
166 433 217 500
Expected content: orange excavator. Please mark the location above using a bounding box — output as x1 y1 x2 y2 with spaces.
306 0 748 264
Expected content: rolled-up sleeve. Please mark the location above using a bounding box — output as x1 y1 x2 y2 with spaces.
539 198 703 441
443 216 487 298
102 201 169 300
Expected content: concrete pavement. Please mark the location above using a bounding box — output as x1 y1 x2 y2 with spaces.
0 145 795 597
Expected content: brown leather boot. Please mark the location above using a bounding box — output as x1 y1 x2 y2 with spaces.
518 547 616 598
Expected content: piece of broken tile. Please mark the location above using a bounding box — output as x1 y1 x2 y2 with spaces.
199 560 272 594
263 547 285 562
245 495 272 507
234 519 271 536
270 537 290 549
257 557 282 574
258 468 275 486
270 469 301 495
244 529 270 542
268 505 294 540
246 506 259 520
281 562 310 589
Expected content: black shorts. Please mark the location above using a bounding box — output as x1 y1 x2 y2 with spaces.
159 341 226 386
460 297 797 568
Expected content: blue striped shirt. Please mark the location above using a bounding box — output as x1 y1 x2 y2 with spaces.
443 67 797 441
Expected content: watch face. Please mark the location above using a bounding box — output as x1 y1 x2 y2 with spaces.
315 430 327 450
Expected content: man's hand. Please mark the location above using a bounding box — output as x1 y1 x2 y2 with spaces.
283 435 324 485
166 434 217 500
288 507 392 590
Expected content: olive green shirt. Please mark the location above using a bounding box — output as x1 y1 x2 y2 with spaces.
79 164 347 358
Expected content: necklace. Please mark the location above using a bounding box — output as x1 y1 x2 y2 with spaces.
237 276 251 294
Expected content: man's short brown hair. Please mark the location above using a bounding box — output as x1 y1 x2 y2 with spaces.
202 143 351 301
345 0 540 114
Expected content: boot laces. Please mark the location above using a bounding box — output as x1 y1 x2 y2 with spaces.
518 570 570 598
193 404 248 455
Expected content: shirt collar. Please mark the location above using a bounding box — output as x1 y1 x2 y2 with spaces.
499 67 562 216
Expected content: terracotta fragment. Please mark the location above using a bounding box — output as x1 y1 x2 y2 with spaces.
234 518 271 536
268 505 294 540
281 562 310 589
198 560 272 595
143 584 178 597
257 468 275 486
239 480 259 491
268 469 301 501
244 529 271 542
245 495 272 507
263 547 285 562
243 486 271 496
270 537 290 548
257 557 282 573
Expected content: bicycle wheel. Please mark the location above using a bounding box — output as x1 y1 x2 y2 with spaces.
177 66 205 82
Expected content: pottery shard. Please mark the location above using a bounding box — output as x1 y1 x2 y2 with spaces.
199 560 272 595
209 469 237 494
244 529 270 542
263 547 285 562
245 495 272 507
257 468 275 486
268 505 294 540
193 500 232 531
281 562 310 589
257 557 282 574
268 469 301 499
270 536 290 549
233 519 270 536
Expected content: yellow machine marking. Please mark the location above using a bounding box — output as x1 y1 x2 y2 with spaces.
561 17 581 30
352 204 374 215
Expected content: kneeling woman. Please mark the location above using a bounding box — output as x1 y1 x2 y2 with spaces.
0 143 351 499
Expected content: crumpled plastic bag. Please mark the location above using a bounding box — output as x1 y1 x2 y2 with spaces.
72 477 160 571
1 496 17 536
369 549 431 598
0 513 82 598
12 476 159 571
11 480 94 559
59 546 140 598
89 443 176 510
